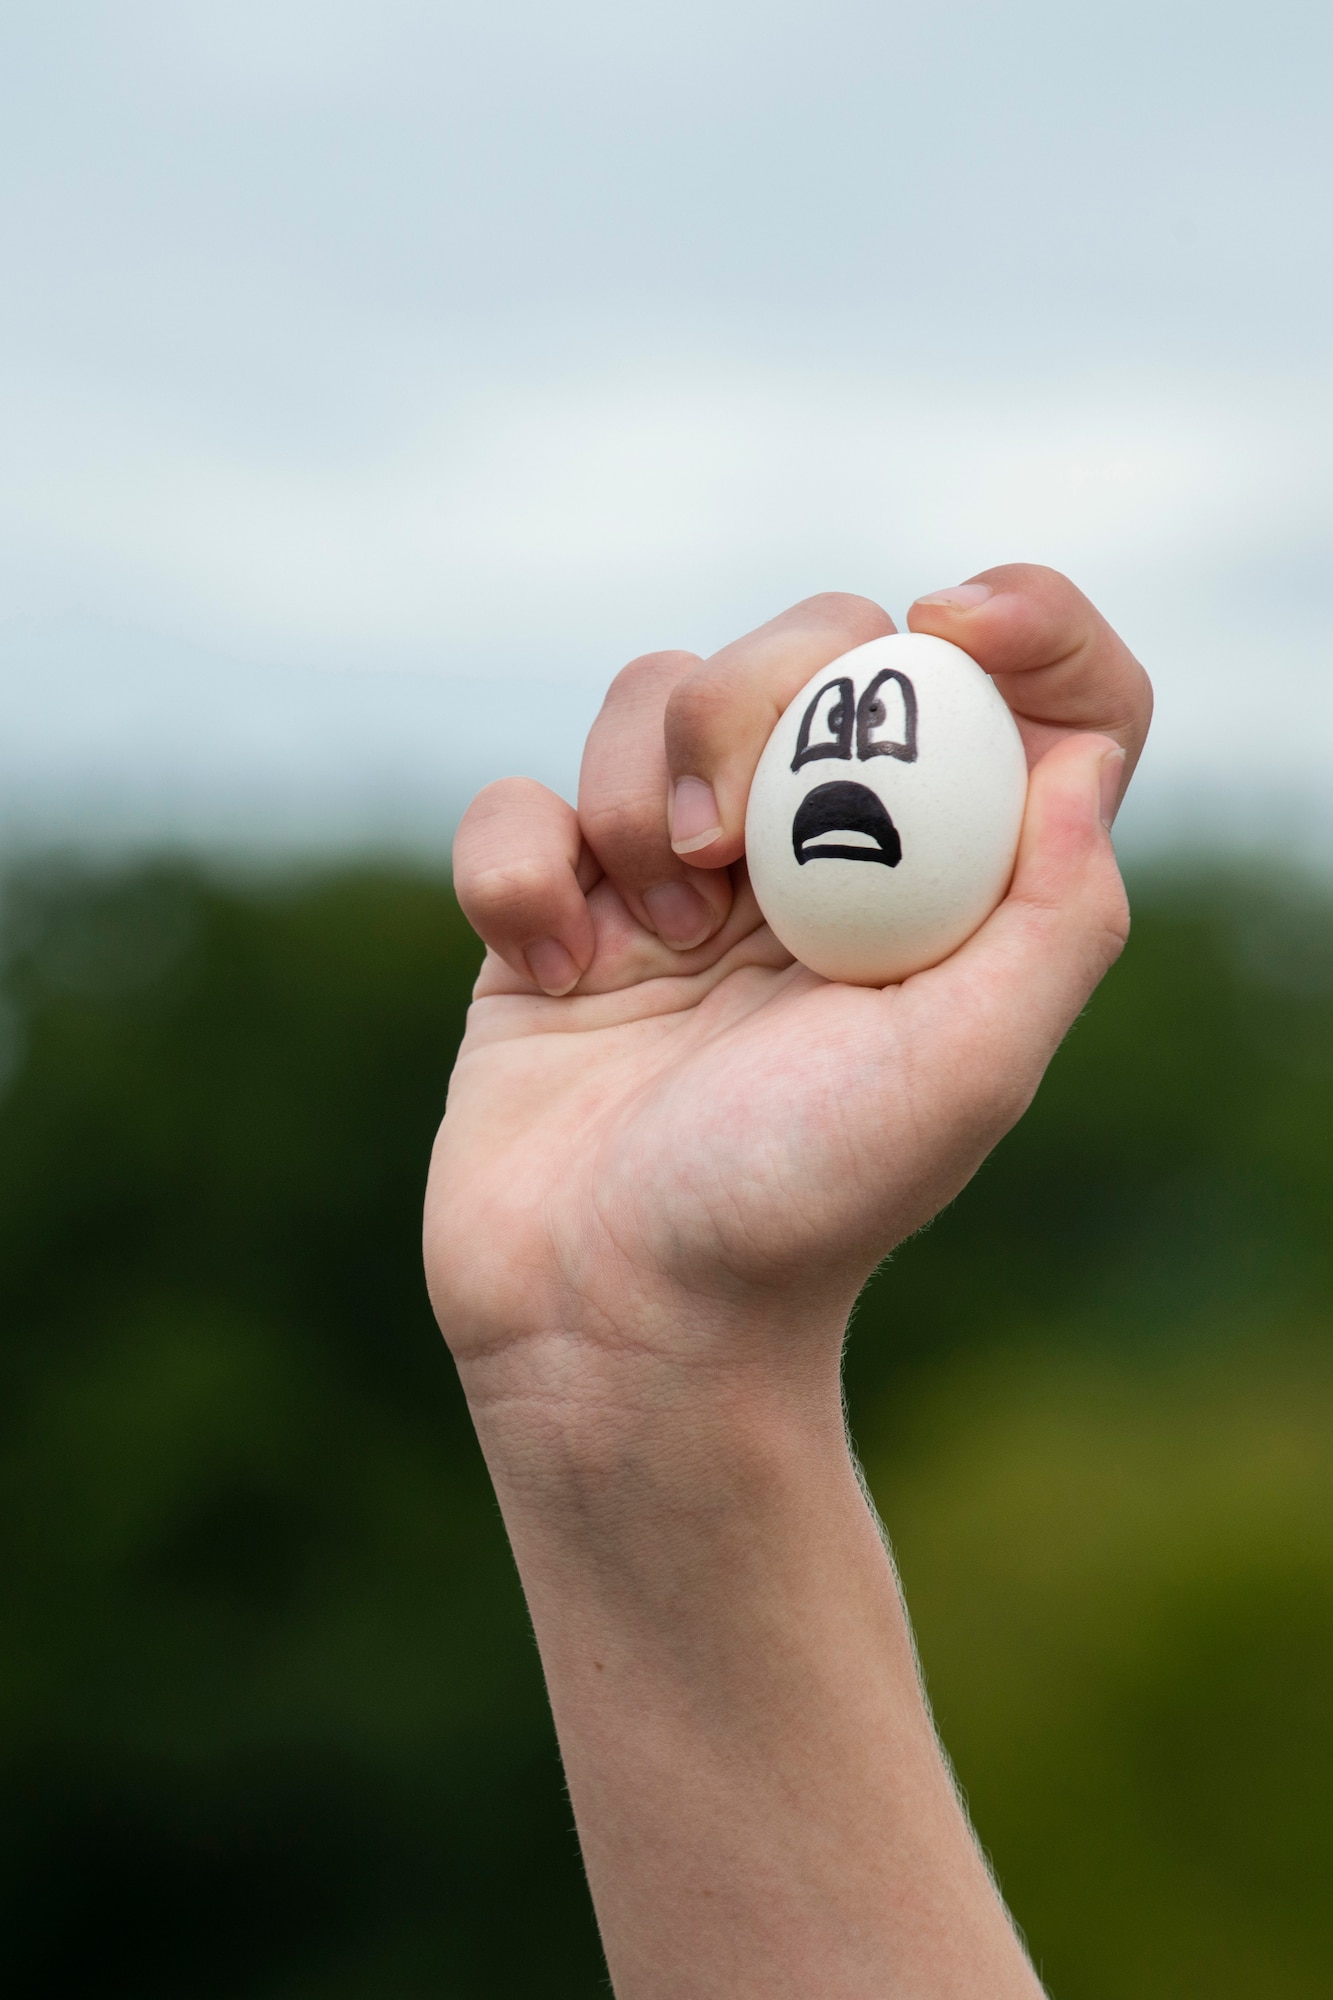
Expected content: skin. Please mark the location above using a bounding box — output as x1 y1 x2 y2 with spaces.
425 565 1153 1998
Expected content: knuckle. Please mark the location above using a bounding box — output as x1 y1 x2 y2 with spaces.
1095 874 1132 962
454 851 563 931
580 784 648 840
455 778 519 831
1026 562 1072 590
799 589 887 630
985 560 1071 595
454 777 549 849
605 649 697 711
664 673 734 767
579 790 663 863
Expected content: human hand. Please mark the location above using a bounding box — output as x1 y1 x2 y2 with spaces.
426 567 1151 1403
424 567 1150 2000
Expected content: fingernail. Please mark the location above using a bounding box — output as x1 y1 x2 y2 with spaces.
914 581 992 609
523 937 580 996
1099 747 1127 827
643 880 715 950
669 777 723 855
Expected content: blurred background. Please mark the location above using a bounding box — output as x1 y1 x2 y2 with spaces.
2 3 1331 1995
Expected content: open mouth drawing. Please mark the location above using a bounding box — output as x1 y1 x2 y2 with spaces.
791 780 902 868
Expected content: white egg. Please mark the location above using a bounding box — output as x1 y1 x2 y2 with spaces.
744 632 1028 985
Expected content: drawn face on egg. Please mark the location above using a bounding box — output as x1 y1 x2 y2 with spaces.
788 667 918 869
746 631 1028 986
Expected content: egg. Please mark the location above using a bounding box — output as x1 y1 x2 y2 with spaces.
743 632 1028 985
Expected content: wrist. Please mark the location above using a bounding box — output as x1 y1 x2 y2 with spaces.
463 1320 897 1711
453 1299 856 1543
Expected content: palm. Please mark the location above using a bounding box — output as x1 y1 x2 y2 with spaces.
427 887 1004 1362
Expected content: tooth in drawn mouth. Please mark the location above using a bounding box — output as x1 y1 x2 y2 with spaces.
791 780 902 868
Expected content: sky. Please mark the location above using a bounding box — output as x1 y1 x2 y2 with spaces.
1 0 1331 858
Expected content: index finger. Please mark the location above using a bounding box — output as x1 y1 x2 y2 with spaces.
664 592 894 867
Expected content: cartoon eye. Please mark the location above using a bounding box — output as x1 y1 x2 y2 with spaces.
856 669 918 763
791 676 854 772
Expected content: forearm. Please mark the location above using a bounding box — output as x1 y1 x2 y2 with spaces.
460 1316 1045 2000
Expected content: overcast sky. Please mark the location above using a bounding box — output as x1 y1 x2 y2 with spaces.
2 0 1331 855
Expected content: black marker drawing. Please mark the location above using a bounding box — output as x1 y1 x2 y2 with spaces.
792 676 854 771
792 670 918 773
856 668 918 763
791 781 903 868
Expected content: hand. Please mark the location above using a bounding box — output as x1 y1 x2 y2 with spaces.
424 566 1151 2000
426 566 1150 1399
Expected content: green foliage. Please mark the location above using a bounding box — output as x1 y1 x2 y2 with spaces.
872 1339 1333 1999
0 866 596 1997
1 856 1331 1995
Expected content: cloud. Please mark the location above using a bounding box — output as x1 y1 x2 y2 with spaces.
0 1 1330 850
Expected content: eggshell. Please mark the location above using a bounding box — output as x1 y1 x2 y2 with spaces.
744 632 1027 985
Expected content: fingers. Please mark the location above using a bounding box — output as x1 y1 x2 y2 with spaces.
457 573 1146 1003
908 731 1130 1133
662 593 895 868
577 650 734 949
905 565 1152 821
453 777 597 995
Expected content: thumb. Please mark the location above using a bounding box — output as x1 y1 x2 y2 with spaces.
904 732 1130 1123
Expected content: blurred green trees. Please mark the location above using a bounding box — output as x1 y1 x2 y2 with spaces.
1 858 1330 1997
